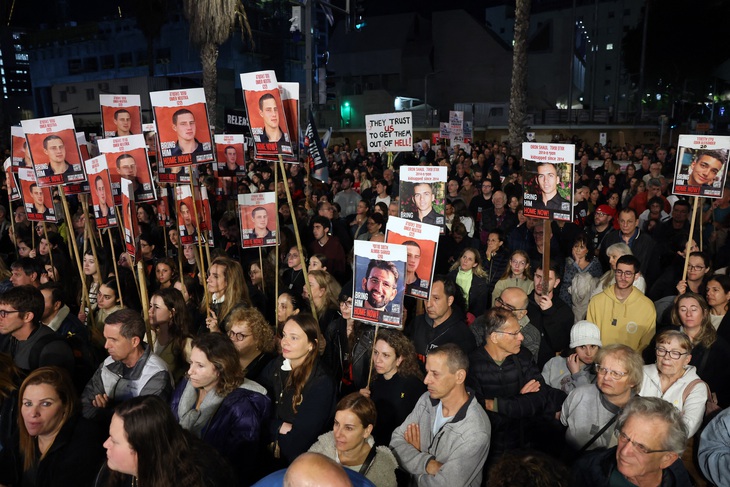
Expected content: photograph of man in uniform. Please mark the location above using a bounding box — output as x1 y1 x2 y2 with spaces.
533 162 568 211
258 93 291 150
361 260 399 311
94 175 115 219
41 135 82 179
243 207 274 241
116 153 145 201
28 183 53 219
113 109 133 137
410 182 444 225
179 200 197 238
171 109 204 156
686 150 727 187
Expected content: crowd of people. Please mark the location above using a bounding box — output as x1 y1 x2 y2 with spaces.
1 135 730 486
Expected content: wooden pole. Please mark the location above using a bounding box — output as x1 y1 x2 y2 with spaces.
8 194 17 261
279 157 317 321
187 179 210 314
366 323 380 388
108 231 124 308
274 164 279 319
137 260 153 346
82 198 104 291
259 247 265 294
541 219 552 295
682 196 700 282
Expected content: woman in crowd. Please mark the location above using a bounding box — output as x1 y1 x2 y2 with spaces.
490 249 534 306
447 247 489 318
676 251 713 296
560 233 603 320
560 344 643 453
93 278 124 332
99 395 234 487
706 274 730 341
259 314 336 469
152 257 178 293
452 199 475 238
182 243 201 279
305 269 341 333
281 245 306 298
276 291 304 335
308 393 398 486
358 212 385 241
542 321 602 393
308 254 329 273
149 287 193 384
324 290 374 397
639 330 708 437
226 306 276 383
349 200 371 240
204 256 252 334
247 259 276 324
648 235 699 301
483 229 510 302
2 367 106 487
170 333 271 485
587 186 602 214
359 329 425 446
78 248 112 325
592 243 646 297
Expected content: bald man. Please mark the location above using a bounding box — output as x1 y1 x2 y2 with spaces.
252 452 374 486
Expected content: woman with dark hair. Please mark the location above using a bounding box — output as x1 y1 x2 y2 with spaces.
491 249 534 306
170 333 271 485
247 258 276 324
94 278 123 330
280 245 306 298
560 233 603 320
447 247 489 318
152 257 178 293
226 306 276 383
452 199 475 238
78 247 113 325
359 329 425 446
483 229 510 303
707 274 730 341
203 256 252 334
357 212 385 241
149 288 193 384
259 314 337 469
276 291 304 334
2 367 105 487
676 251 713 296
308 254 329 273
98 395 235 487
308 393 398 486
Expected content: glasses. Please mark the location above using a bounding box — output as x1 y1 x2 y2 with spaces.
494 328 523 338
614 270 635 278
595 364 628 380
0 310 19 319
655 347 689 360
614 429 671 455
495 296 526 312
227 331 251 342
687 265 705 271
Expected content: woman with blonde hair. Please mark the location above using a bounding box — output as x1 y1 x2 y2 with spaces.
203 256 252 334
448 247 489 317
491 249 534 306
226 306 276 383
305 269 341 332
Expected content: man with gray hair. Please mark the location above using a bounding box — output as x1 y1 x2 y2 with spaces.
81 308 172 423
573 396 691 486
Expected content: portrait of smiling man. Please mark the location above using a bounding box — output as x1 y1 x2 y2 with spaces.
361 259 399 311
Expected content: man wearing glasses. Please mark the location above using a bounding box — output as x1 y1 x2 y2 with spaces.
587 254 656 351
574 396 691 486
494 287 541 362
466 307 554 462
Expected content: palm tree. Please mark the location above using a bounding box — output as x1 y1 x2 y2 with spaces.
508 0 531 155
183 0 253 128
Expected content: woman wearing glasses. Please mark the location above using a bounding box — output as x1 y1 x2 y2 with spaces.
639 330 708 437
560 344 644 454
675 251 712 296
226 307 276 384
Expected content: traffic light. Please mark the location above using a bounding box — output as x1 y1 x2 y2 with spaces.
353 0 366 31
341 101 351 126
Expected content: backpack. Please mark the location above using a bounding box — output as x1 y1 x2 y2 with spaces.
28 331 102 393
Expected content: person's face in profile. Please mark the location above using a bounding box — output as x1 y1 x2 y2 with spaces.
537 164 558 196
96 179 107 205
252 209 268 230
31 186 45 206
260 97 279 130
689 155 723 186
44 138 66 164
225 148 238 170
114 112 132 134
117 156 137 179
173 113 197 142
412 184 435 212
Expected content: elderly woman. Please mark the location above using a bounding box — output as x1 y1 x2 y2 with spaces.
3 367 106 487
226 306 276 383
170 333 271 485
560 344 644 454
639 330 708 437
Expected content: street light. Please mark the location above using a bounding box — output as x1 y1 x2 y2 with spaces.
424 70 443 127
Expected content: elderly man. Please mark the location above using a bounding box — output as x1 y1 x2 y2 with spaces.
391 344 491 486
573 396 691 486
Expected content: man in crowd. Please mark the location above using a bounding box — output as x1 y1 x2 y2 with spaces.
493 287 541 361
309 215 346 281
469 178 495 235
391 344 491 486
410 182 444 226
243 207 275 241
333 174 360 218
586 205 614 257
600 207 659 286
28 183 54 219
10 258 43 288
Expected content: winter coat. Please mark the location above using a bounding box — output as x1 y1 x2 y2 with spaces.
408 309 476 368
323 318 375 396
447 269 489 317
527 291 575 368
573 446 692 487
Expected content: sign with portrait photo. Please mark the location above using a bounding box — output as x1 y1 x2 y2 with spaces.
238 192 277 248
214 134 246 177
175 185 210 246
151 88 215 166
156 187 172 228
521 142 575 222
4 158 20 202
11 126 28 170
21 115 87 191
100 94 143 138
84 155 118 229
352 240 407 329
98 134 157 205
158 159 192 184
672 135 730 198
18 167 56 222
398 165 447 230
365 112 413 153
120 178 138 260
240 70 294 160
385 216 439 300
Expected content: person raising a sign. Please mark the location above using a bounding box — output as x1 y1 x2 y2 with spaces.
170 109 204 156
533 163 568 212
411 182 444 226
113 109 133 137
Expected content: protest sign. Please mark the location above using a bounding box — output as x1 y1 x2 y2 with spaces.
11 126 28 170
352 240 407 328
240 70 294 160
398 165 447 230
156 187 171 228
365 112 413 153
238 192 277 248
19 167 56 223
672 135 730 198
98 135 157 205
151 88 215 166
385 216 439 299
214 134 246 177
521 142 575 222
120 178 138 261
4 159 20 202
84 156 117 229
100 94 143 138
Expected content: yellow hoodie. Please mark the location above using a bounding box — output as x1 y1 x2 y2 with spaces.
586 284 656 352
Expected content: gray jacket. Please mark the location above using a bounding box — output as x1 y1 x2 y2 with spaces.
81 344 172 421
390 390 491 487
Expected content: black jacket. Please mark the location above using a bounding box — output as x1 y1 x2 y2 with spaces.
447 269 489 318
323 318 375 396
527 291 575 369
408 308 476 368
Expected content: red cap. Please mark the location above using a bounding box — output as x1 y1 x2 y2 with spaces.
596 204 615 217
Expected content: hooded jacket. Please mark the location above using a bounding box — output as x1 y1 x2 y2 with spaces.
586 284 656 352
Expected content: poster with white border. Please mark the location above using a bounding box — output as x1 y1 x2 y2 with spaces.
98 135 157 204
521 142 575 222
214 134 247 177
352 240 407 329
672 135 730 198
19 167 56 223
240 70 294 159
238 192 277 248
365 112 413 153
84 155 118 229
100 94 143 138
385 216 439 299
398 165 447 230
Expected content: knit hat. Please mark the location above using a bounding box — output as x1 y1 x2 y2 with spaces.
596 205 615 218
569 321 602 348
